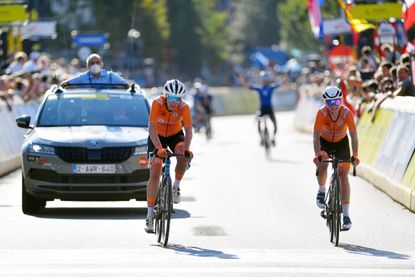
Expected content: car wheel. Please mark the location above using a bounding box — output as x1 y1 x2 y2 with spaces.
22 174 45 214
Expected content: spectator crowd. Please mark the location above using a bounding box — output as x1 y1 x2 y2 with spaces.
0 51 82 111
297 43 415 121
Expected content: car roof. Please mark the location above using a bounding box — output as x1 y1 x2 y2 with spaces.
46 83 144 97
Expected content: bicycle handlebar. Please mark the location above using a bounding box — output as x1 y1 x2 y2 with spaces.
315 157 356 177
149 149 192 168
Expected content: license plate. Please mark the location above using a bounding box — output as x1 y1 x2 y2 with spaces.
72 164 116 174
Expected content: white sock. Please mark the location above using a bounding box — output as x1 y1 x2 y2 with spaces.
173 179 181 188
343 204 350 217
147 206 154 218
318 186 326 193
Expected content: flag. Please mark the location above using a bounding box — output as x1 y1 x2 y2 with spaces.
402 0 415 31
336 0 375 33
308 0 325 40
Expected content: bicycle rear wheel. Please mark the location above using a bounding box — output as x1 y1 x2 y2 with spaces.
327 186 334 243
157 177 172 247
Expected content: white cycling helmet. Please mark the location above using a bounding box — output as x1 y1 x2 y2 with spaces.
322 86 342 100
164 79 186 97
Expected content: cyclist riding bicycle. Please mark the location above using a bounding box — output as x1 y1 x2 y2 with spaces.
192 81 213 132
145 79 193 233
244 71 279 146
313 86 360 231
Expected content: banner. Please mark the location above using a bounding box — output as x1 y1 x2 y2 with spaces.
323 18 350 35
351 3 402 21
22 21 56 38
0 5 27 23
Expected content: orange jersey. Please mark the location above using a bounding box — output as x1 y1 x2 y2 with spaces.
149 95 192 137
313 105 356 143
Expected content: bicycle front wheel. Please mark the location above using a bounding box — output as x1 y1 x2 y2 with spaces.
263 127 270 156
332 177 341 246
158 177 172 247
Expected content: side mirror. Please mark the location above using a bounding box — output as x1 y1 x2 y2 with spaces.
16 115 32 129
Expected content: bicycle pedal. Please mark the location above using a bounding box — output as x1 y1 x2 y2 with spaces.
320 210 327 219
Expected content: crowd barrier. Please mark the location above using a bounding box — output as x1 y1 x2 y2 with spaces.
209 85 298 116
295 90 415 212
0 101 39 176
0 86 298 177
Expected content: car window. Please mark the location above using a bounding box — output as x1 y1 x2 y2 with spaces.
37 93 149 127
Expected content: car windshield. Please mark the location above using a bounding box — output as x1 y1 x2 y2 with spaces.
37 93 149 127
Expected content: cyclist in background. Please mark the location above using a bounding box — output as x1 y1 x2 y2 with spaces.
145 79 193 233
244 71 279 146
192 80 213 132
313 86 360 231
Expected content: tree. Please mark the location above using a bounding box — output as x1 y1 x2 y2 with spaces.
230 0 281 54
193 0 229 69
277 0 341 51
167 0 203 76
137 0 170 63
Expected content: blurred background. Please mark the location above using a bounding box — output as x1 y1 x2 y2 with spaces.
0 0 414 96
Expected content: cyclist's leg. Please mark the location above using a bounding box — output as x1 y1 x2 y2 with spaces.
336 136 352 229
267 107 277 137
316 138 330 208
145 138 163 232
257 108 264 143
167 131 186 204
317 138 330 187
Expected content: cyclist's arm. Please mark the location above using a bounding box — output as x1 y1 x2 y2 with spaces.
349 130 358 157
313 110 324 155
182 105 193 150
184 126 193 150
149 122 163 150
347 111 358 157
313 130 321 155
148 100 163 150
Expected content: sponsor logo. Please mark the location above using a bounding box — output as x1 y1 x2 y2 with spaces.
38 157 48 166
90 140 99 147
173 112 178 118
138 156 149 167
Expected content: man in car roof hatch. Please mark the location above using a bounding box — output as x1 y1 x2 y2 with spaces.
63 53 127 85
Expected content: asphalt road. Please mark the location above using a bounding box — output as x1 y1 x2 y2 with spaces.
1 111 415 276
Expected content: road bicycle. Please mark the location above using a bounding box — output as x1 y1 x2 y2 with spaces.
316 152 356 246
257 115 272 157
149 149 190 247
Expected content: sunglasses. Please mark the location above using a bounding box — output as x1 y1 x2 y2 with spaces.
167 95 181 103
326 99 341 107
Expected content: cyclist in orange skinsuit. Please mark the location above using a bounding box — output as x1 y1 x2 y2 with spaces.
313 86 360 231
145 79 193 233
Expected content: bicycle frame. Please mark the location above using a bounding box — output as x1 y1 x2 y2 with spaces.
316 153 355 246
150 149 191 247
257 115 271 155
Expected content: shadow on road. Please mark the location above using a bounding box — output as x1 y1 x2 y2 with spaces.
32 208 191 220
266 157 300 164
339 243 411 260
165 244 240 259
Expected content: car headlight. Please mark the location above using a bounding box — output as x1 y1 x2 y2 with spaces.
134 145 147 155
28 144 56 155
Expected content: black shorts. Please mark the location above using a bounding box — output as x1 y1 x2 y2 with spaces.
257 106 276 122
147 130 185 155
320 136 351 160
